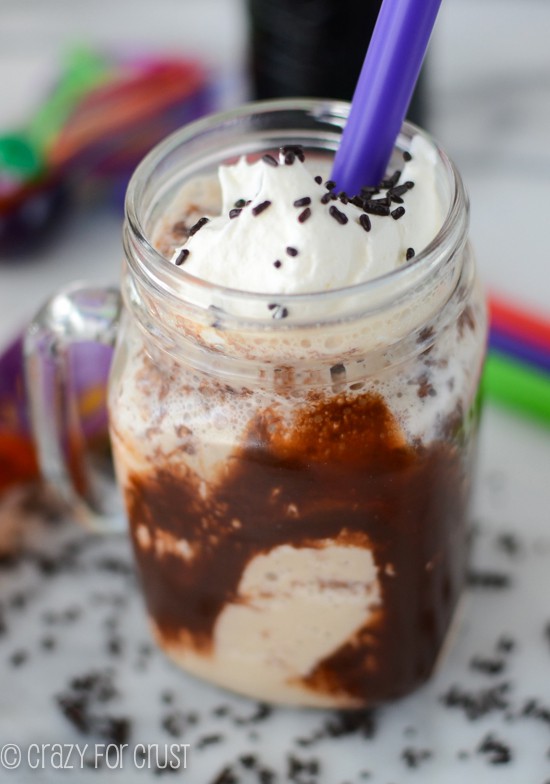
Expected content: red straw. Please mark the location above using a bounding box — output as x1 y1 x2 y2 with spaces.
489 294 550 351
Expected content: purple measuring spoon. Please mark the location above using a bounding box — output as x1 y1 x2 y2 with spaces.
331 0 443 195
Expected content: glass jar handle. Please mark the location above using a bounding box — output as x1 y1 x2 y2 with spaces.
24 282 124 532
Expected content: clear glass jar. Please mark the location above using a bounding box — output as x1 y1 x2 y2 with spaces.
30 99 488 709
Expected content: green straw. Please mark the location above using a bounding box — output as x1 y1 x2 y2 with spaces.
483 351 550 427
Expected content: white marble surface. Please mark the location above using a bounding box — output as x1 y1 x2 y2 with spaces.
1 1 550 782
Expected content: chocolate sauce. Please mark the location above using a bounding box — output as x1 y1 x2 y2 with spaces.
126 389 474 705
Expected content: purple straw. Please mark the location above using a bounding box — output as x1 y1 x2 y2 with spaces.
331 0 443 194
489 327 550 375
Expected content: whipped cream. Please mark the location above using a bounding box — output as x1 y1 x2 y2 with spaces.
169 135 446 295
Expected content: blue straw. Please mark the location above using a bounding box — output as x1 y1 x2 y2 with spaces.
331 0 443 194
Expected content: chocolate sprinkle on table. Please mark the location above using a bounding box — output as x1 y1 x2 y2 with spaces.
262 154 278 167
298 207 311 223
234 199 246 208
314 175 322 184
320 192 332 205
293 196 311 208
229 208 242 219
189 216 209 236
401 747 432 769
391 206 406 220
440 682 511 720
329 205 348 224
470 656 506 675
273 260 282 268
403 150 413 161
406 247 415 260
324 179 336 191
286 246 298 256
477 733 512 765
467 570 512 589
252 200 271 216
174 248 190 266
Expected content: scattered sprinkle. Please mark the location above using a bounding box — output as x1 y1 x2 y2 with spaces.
229 208 242 219
406 247 415 260
273 260 282 269
391 206 406 220
286 246 298 256
467 570 512 589
281 144 305 162
360 185 380 198
440 682 510 720
189 216 209 236
293 196 311 208
262 154 278 167
470 656 506 676
403 150 413 161
273 306 289 320
359 214 371 232
381 170 401 189
320 192 332 205
389 183 412 199
477 733 512 765
329 205 348 225
234 199 246 208
401 747 433 769
325 179 336 191
364 200 391 217
252 200 272 216
298 207 311 223
314 175 323 184
174 248 190 266
337 191 349 204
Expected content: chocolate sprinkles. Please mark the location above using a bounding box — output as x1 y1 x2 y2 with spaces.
252 200 272 216
189 216 209 236
298 207 311 223
293 197 311 208
364 200 391 217
329 205 348 225
391 206 406 220
286 246 298 256
262 154 278 167
229 208 242 219
281 144 305 162
174 248 190 266
406 247 416 260
359 214 372 232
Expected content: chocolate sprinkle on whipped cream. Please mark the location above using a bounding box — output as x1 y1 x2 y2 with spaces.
166 135 444 306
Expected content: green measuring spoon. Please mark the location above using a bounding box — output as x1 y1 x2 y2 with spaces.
0 47 110 182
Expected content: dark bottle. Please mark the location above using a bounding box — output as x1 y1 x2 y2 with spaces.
246 0 427 127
